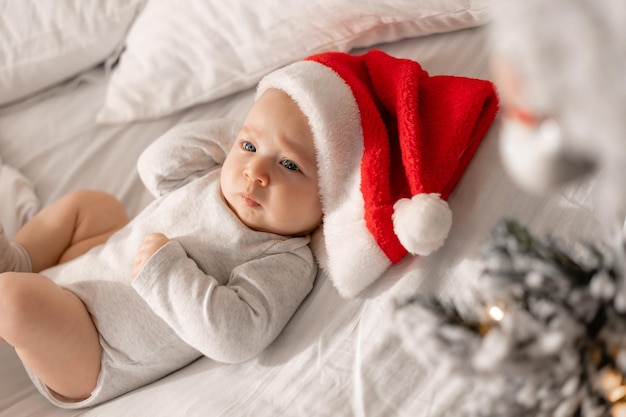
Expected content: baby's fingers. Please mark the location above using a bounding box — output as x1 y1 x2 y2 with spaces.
132 233 170 278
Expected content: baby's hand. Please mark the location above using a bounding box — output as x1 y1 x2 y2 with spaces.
132 232 170 278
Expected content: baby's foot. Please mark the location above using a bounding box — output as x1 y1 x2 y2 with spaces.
0 226 32 273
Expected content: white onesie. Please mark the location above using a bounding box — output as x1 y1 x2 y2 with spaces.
27 120 317 408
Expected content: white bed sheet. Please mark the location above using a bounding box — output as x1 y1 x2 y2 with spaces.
0 25 607 417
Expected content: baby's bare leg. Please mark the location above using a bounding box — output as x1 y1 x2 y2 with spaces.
14 190 129 272
0 272 101 400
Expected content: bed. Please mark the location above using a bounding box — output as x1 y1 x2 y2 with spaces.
0 1 608 416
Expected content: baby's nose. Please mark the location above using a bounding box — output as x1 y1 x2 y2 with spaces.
244 160 270 186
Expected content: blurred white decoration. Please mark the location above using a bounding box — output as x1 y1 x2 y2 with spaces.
490 0 626 234
499 117 594 195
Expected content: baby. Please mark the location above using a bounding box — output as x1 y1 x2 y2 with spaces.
0 48 498 409
0 87 320 407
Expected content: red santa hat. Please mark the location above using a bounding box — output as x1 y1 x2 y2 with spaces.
257 49 499 298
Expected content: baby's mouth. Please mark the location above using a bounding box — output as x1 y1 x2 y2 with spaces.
240 192 260 208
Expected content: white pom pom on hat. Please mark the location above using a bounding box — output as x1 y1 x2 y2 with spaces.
393 193 452 256
257 49 499 298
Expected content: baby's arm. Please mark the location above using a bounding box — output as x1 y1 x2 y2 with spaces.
131 240 316 363
137 119 239 197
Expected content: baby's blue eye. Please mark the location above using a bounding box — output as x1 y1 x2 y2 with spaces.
281 160 300 171
242 141 256 152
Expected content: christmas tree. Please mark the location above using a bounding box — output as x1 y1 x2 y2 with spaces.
395 220 626 417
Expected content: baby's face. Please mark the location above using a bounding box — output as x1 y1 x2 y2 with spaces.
220 88 323 236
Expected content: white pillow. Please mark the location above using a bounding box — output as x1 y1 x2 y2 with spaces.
96 0 491 124
0 0 146 106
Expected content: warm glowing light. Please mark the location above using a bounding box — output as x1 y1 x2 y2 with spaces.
600 367 626 404
487 306 505 322
608 386 626 403
612 402 626 417
601 367 623 391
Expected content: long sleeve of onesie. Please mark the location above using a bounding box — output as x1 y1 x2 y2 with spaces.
137 119 239 197
131 238 316 364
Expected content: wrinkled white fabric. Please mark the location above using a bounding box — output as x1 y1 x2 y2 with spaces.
0 157 39 237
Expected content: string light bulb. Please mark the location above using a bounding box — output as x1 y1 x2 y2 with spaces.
612 402 626 417
487 305 505 322
600 367 626 404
